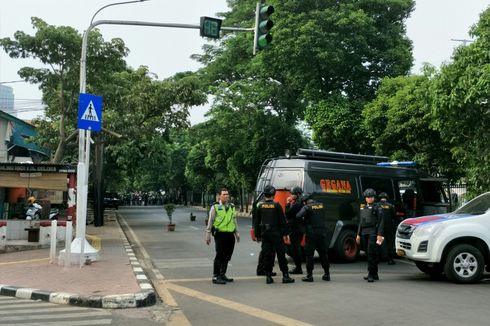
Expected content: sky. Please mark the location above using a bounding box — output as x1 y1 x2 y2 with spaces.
0 0 489 123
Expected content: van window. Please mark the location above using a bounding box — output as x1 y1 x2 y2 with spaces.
360 177 394 200
270 169 303 190
420 180 448 204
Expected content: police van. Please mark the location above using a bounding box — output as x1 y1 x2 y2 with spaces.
254 148 450 262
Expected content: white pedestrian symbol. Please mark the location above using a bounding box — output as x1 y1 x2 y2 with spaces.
81 101 99 122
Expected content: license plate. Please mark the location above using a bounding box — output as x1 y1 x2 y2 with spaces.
396 249 406 257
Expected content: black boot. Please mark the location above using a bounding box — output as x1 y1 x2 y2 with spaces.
301 274 314 282
212 276 226 284
282 272 295 284
322 273 331 281
363 274 379 281
266 273 274 284
221 261 234 282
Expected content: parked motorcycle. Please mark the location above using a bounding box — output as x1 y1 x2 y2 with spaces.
25 202 42 220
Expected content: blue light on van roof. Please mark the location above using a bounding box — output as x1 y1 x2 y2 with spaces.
377 161 417 167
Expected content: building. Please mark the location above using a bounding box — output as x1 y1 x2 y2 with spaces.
0 109 49 163
0 85 15 116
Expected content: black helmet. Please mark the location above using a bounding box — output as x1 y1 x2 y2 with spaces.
363 188 376 197
378 192 389 199
263 185 276 197
291 186 303 195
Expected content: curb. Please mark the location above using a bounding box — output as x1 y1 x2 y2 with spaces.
0 284 155 309
0 218 156 309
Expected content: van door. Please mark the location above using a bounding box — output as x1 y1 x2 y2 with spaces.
419 178 450 215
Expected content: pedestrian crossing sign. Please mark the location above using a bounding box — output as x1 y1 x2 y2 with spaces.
78 93 102 132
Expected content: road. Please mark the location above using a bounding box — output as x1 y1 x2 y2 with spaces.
118 205 489 326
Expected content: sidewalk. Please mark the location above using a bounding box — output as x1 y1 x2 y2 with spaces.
0 211 155 309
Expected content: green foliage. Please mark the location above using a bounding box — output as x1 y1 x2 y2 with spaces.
431 8 490 195
362 67 461 178
0 17 128 163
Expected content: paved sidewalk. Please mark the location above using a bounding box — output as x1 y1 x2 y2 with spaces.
0 211 156 309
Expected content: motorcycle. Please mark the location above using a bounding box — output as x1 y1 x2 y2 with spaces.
49 208 60 220
25 202 42 220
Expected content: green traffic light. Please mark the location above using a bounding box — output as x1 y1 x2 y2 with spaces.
260 5 274 17
258 34 273 49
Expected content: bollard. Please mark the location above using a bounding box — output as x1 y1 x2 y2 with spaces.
65 221 72 267
49 220 57 263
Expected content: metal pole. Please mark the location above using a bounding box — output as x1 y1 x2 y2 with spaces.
64 221 72 267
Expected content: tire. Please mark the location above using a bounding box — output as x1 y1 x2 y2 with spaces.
334 230 359 263
444 244 484 284
415 261 443 277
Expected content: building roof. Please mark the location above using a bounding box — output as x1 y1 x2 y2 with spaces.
0 110 49 157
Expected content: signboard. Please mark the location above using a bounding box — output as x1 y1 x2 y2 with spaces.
200 16 222 39
78 93 102 132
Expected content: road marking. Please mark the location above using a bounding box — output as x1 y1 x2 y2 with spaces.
0 302 56 309
0 306 95 315
1 320 112 326
165 282 314 326
0 258 49 266
0 311 111 322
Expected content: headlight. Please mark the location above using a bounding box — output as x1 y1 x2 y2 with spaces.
413 222 443 238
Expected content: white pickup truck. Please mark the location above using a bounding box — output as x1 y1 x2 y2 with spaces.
396 192 490 283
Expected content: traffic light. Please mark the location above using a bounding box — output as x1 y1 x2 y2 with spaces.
253 3 274 54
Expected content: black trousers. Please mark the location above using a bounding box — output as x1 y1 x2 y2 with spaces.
257 249 275 274
304 231 330 275
214 231 235 275
362 233 380 276
289 230 304 269
261 231 288 274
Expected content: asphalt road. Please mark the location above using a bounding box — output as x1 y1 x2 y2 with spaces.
119 205 490 326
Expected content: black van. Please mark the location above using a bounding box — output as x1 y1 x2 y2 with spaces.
254 149 450 262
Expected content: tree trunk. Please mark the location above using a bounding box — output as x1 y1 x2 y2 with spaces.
52 112 66 163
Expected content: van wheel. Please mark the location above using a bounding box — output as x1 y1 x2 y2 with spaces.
415 261 443 277
444 244 484 284
335 230 358 263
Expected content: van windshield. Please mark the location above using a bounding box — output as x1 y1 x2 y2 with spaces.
454 192 490 215
270 169 303 190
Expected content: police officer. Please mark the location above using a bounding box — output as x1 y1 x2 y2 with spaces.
296 196 331 282
378 192 396 265
205 188 240 284
254 185 295 284
285 186 305 274
252 195 276 277
356 188 385 282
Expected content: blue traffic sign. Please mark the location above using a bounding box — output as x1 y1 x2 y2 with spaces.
78 93 102 132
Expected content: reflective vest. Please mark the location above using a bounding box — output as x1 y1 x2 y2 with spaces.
213 204 236 232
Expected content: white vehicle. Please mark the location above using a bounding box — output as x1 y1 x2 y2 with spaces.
396 192 490 283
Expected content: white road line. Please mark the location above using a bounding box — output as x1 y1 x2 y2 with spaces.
0 302 59 309
1 320 112 326
0 307 93 315
0 311 111 321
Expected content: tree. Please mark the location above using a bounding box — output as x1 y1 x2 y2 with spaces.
431 8 490 195
0 17 128 162
199 0 415 153
362 66 460 179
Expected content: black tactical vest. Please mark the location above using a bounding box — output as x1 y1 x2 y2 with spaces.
360 205 376 227
259 201 278 229
307 203 326 229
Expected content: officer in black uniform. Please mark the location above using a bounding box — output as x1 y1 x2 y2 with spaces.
254 185 295 284
285 186 305 274
378 192 396 265
252 195 276 277
356 188 385 282
296 196 331 282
